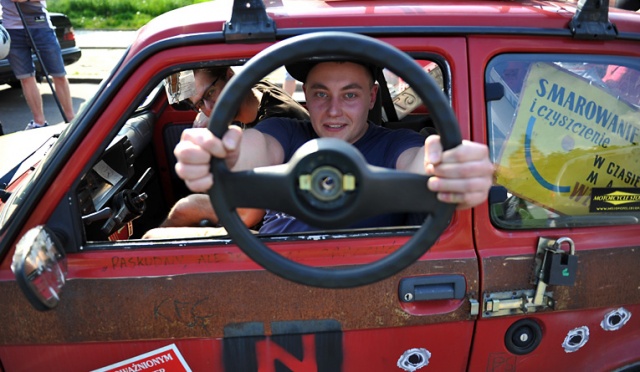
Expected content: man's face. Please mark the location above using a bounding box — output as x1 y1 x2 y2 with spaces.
188 70 227 117
304 62 378 143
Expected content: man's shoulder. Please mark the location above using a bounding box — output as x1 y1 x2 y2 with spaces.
255 79 309 122
255 80 279 90
255 80 290 99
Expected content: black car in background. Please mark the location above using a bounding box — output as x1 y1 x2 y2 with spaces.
0 12 81 88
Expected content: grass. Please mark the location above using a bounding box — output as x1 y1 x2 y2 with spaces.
47 0 210 30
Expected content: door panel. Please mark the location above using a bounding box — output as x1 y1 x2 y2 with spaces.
0 257 477 370
0 36 478 370
469 35 640 370
0 258 477 343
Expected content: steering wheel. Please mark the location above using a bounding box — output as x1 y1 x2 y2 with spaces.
208 31 461 288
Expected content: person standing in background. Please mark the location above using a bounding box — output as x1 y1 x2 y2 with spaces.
282 70 297 96
0 0 74 129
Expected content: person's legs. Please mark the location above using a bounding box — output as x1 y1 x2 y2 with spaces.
20 76 46 125
33 28 75 122
6 29 46 126
52 75 74 121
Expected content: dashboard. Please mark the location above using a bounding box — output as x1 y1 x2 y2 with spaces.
77 114 154 240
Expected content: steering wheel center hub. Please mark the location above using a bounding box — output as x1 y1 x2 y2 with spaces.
299 166 355 204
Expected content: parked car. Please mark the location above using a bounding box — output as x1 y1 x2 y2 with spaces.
0 0 638 371
0 12 81 88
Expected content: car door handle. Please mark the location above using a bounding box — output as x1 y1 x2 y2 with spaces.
399 275 466 302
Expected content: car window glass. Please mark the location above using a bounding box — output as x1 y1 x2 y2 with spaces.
487 54 640 229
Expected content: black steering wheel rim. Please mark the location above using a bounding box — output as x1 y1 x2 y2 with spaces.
208 31 461 288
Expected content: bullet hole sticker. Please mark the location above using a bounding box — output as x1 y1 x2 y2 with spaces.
91 344 192 372
397 348 431 371
601 307 632 331
562 326 589 353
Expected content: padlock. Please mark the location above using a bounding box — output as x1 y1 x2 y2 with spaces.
543 237 578 286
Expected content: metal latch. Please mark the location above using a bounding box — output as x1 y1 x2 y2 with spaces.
483 289 555 318
224 0 277 43
483 237 578 318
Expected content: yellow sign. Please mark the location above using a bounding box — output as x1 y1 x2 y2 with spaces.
495 62 640 215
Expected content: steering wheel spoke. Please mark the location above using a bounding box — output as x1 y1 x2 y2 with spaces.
214 163 292 210
359 167 439 214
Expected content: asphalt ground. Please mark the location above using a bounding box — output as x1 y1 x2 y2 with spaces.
67 30 137 82
0 30 297 134
0 31 136 134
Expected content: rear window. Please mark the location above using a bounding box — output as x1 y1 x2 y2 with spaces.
486 54 640 229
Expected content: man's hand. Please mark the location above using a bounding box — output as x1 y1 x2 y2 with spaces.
424 135 495 210
174 126 243 192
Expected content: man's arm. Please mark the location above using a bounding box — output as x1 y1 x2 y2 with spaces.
160 194 265 228
396 135 494 210
174 125 284 192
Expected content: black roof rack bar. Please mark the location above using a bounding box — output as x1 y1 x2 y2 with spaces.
224 0 277 43
569 0 618 40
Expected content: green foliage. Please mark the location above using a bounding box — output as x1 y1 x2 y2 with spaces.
47 0 210 30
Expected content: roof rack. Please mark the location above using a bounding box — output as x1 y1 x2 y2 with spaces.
569 0 618 40
223 0 277 43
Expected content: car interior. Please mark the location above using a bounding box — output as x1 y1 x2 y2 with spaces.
52 51 639 250
65 56 448 246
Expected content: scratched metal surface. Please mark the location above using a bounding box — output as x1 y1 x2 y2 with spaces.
481 245 640 311
0 258 477 344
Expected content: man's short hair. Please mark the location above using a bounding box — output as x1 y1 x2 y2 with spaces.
195 66 232 81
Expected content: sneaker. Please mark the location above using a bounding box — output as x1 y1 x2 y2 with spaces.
25 121 49 130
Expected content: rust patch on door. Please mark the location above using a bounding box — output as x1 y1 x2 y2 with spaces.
0 258 478 344
482 245 640 311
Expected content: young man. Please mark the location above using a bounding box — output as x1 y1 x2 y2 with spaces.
149 66 309 234
1 0 75 129
185 67 309 129
172 60 494 234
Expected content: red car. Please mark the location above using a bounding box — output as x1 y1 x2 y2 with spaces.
0 0 639 371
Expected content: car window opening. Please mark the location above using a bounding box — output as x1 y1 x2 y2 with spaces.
75 57 450 245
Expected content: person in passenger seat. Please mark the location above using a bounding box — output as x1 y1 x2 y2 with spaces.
184 67 309 129
146 67 309 237
170 59 495 234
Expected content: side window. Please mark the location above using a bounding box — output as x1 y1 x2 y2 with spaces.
487 54 640 229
